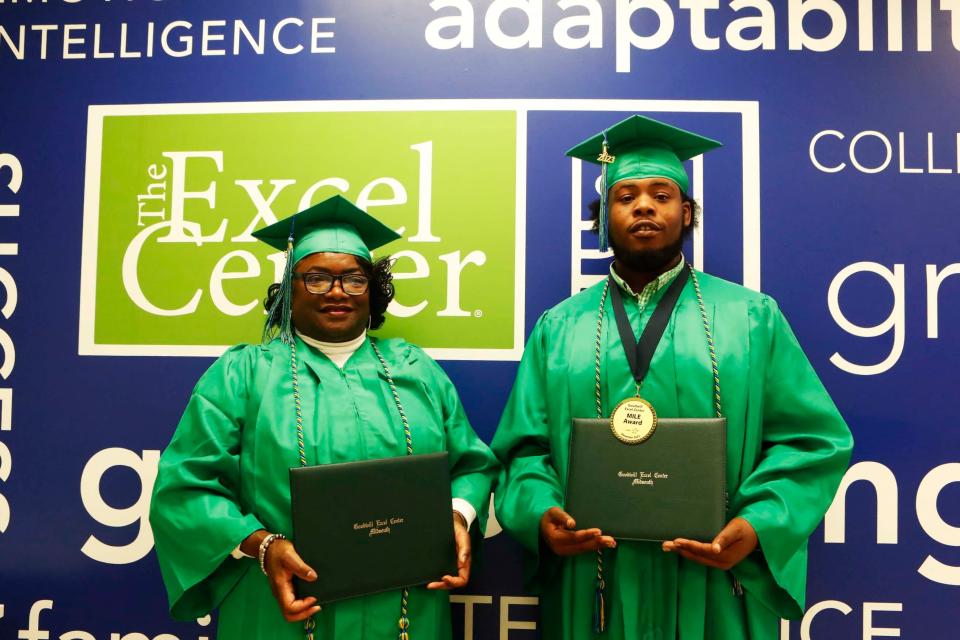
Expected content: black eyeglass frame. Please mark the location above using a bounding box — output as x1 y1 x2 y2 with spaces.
292 272 370 296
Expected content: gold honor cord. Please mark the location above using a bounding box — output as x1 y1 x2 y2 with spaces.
590 265 726 632
289 338 417 640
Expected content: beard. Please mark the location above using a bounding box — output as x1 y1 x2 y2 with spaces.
609 227 686 273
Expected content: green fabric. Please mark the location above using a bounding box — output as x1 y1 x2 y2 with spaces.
251 194 401 259
491 272 853 639
565 114 723 193
292 223 370 263
150 336 498 639
606 144 690 193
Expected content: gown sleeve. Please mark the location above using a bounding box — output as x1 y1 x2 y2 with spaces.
490 314 565 587
149 345 266 620
418 348 500 533
731 299 854 619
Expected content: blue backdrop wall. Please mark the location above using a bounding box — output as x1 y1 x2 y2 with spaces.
1 1 959 638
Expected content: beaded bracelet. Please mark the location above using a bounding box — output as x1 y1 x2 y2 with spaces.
258 532 287 576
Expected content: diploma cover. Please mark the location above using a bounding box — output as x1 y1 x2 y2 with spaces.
565 417 727 542
289 452 457 603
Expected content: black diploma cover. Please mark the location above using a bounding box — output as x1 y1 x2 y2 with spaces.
566 417 727 541
289 452 458 603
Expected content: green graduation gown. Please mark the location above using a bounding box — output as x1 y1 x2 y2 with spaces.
150 336 498 639
491 272 853 639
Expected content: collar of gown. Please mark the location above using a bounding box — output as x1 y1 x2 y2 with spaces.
296 330 367 368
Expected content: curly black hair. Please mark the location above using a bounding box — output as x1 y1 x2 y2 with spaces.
587 193 701 239
263 256 396 332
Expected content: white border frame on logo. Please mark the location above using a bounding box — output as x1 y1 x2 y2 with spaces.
79 99 758 361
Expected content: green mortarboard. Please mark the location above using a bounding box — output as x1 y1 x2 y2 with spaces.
252 194 401 344
566 114 722 251
252 194 401 264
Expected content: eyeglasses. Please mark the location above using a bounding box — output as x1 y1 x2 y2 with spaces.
293 272 370 295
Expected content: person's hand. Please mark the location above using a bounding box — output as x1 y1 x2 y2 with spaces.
539 507 616 556
261 536 321 622
661 517 758 570
428 511 471 589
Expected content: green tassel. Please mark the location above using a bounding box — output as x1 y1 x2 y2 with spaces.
262 226 296 345
598 135 611 253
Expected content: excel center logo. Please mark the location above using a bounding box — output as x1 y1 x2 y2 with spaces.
79 103 525 360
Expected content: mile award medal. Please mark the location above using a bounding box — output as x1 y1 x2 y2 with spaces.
610 397 658 444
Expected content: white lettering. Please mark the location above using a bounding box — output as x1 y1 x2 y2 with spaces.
616 0 675 72
824 461 898 544
425 0 476 49
273 17 305 55
801 600 853 640
681 0 720 50
916 464 960 585
18 600 53 640
727 0 776 50
210 250 260 316
926 264 960 338
156 151 226 244
554 0 603 49
485 0 544 49
437 250 486 316
828 262 904 375
788 0 847 51
80 448 158 565
388 250 430 317
232 179 296 242
160 21 193 58
862 602 902 638
500 596 538 639
849 131 892 173
809 130 846 173
122 221 203 316
201 20 227 56
409 141 441 242
311 17 336 53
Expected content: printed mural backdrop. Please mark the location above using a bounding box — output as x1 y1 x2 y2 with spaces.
2 1 959 638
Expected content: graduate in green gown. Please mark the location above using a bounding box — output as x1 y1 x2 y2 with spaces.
491 116 853 639
149 195 498 639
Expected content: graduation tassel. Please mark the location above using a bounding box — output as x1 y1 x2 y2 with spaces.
732 577 744 597
593 548 607 633
262 221 296 345
596 135 615 254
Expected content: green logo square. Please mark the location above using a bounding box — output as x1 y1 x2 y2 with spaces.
80 104 523 359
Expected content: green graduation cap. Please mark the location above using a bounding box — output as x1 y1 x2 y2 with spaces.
566 114 722 251
253 194 401 344
252 194 400 264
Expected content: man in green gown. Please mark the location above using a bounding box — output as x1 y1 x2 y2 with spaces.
491 115 853 639
150 195 499 639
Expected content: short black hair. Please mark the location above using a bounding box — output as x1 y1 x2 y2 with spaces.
587 194 701 239
263 256 396 332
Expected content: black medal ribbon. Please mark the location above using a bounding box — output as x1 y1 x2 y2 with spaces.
608 263 691 390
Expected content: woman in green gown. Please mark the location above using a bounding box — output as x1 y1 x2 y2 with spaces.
149 195 498 639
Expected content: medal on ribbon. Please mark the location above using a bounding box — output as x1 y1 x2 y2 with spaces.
607 263 690 445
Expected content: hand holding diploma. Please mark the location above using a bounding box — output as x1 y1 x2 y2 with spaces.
242 530 321 622
661 516 758 570
540 507 617 556
427 511 472 590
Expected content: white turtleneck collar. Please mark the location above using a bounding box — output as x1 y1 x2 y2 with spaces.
296 330 367 368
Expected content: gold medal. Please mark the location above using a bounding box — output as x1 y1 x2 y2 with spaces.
610 396 657 444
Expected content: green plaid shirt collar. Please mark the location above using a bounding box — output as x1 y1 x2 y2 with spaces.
609 254 686 312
